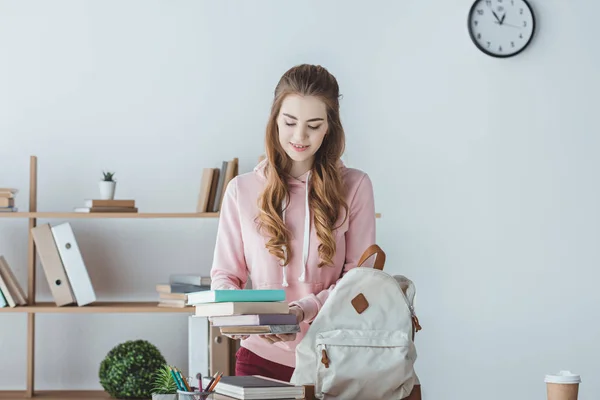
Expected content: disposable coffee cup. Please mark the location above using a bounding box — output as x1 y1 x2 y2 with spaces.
545 371 581 400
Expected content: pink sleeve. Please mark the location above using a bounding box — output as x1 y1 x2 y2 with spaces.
290 173 377 322
209 178 249 290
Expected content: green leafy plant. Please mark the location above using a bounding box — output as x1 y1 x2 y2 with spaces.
102 171 116 182
98 339 167 399
151 364 178 395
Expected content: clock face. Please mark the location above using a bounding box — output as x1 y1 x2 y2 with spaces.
468 0 535 57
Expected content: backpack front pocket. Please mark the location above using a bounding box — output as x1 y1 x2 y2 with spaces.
314 329 416 399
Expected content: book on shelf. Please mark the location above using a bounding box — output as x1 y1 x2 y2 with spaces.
196 157 239 213
31 224 77 306
0 256 27 307
169 274 212 287
0 188 18 212
50 223 96 306
156 275 211 308
201 375 305 399
74 199 137 213
156 282 211 294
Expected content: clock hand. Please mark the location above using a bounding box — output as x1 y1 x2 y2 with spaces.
492 10 502 23
485 1 502 23
500 13 506 24
494 21 522 29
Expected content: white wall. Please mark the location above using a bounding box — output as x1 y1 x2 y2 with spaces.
0 0 598 398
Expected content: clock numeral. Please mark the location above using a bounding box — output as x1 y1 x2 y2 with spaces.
486 0 491 5
511 41 515 47
477 33 482 39
523 21 527 27
497 0 502 3
474 20 479 26
497 6 504 12
519 33 523 39
487 41 491 48
520 8 524 14
477 9 484 15
511 0 514 5
499 45 503 52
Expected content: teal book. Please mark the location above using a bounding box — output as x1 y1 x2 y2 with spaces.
186 289 286 305
0 288 7 308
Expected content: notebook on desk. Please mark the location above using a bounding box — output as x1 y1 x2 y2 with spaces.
202 375 305 399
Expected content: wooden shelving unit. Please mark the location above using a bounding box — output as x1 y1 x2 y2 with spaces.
0 301 195 314
1 155 381 398
0 156 216 398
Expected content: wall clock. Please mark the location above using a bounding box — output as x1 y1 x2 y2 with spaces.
468 0 536 58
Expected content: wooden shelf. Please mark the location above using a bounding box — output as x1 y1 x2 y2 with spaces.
0 390 110 399
0 302 194 314
0 212 380 219
0 212 219 219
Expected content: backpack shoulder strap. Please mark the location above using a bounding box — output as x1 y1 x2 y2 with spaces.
357 244 386 270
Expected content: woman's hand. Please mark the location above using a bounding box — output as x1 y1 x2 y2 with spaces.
259 305 304 344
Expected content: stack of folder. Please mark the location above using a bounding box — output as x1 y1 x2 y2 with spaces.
187 289 299 336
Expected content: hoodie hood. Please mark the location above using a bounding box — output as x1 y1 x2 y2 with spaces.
252 157 346 286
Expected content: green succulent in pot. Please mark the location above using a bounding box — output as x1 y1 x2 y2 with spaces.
151 364 178 400
98 339 166 399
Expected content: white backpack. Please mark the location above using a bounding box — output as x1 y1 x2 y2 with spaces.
290 244 422 399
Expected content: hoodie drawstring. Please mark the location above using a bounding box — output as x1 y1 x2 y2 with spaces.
280 171 311 287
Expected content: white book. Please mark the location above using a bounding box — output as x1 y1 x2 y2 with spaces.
51 223 96 306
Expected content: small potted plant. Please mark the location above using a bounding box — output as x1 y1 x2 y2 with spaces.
99 171 116 200
151 364 178 400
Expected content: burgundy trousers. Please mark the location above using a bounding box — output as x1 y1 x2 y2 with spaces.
235 346 295 382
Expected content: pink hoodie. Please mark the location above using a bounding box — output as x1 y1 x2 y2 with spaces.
210 159 376 368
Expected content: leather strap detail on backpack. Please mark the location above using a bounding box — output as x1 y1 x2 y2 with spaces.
357 244 386 271
351 293 369 314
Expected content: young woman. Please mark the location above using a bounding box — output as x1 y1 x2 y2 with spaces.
209 64 377 382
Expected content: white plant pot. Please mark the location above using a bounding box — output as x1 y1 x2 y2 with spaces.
99 181 116 200
152 394 177 400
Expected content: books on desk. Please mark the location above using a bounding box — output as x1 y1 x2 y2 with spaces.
188 289 300 335
202 375 305 399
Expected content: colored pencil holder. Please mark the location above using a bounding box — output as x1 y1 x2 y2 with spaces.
177 389 215 400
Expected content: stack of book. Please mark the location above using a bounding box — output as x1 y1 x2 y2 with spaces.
188 289 300 336
0 188 18 212
74 199 137 213
201 375 305 399
156 274 212 308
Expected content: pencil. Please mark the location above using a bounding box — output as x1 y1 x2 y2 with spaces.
168 366 184 391
208 372 223 392
205 371 218 392
175 368 191 391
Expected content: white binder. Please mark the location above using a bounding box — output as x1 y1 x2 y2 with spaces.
51 222 96 306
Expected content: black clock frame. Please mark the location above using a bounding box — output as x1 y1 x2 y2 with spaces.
467 0 536 58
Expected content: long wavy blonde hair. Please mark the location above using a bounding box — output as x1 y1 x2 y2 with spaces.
257 64 349 268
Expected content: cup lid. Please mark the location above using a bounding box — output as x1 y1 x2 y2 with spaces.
545 370 581 384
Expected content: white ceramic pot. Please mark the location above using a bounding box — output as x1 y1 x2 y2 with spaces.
99 181 116 200
152 394 177 400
